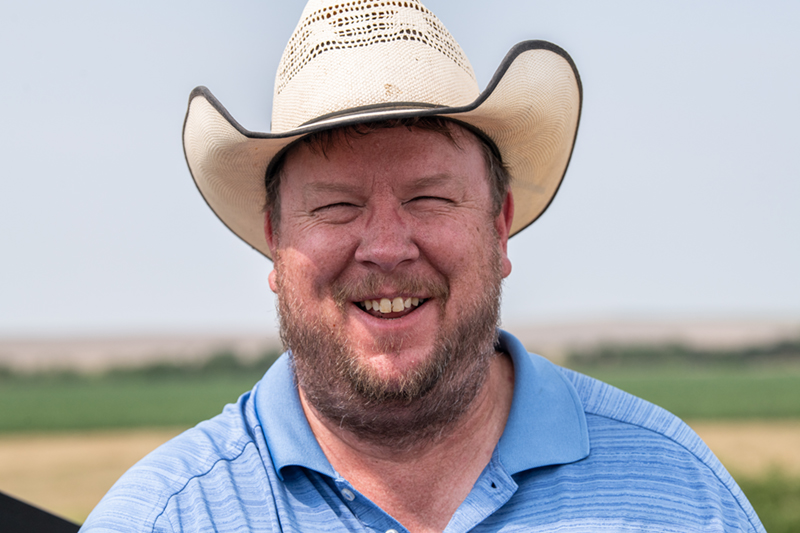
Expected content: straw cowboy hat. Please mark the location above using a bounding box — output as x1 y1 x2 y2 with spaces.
183 0 582 259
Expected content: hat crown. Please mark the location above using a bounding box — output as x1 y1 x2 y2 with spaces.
272 0 479 132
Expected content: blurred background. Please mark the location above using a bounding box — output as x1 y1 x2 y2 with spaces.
1 0 799 529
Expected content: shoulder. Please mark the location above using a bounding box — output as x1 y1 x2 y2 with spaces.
557 365 722 469
553 365 765 532
79 386 268 533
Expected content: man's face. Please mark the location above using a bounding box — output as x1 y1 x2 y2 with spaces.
266 124 513 444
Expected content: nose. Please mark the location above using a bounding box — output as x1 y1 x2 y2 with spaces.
354 204 419 271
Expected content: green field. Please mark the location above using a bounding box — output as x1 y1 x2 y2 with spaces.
572 365 800 420
738 473 800 533
0 351 278 433
2 359 800 432
0 374 263 432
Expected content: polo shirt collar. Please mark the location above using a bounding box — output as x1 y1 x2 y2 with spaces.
495 330 590 474
255 330 589 480
254 354 336 480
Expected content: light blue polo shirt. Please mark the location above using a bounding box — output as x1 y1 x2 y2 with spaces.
80 331 765 532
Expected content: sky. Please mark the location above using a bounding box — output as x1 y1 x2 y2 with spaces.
1 0 798 337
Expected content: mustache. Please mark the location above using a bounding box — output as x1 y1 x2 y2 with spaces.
331 272 450 311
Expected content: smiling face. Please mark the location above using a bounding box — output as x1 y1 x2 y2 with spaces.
266 122 513 445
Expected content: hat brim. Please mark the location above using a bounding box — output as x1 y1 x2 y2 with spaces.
182 40 582 260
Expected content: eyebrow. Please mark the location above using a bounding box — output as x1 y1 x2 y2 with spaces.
404 174 457 190
303 181 361 195
302 173 462 197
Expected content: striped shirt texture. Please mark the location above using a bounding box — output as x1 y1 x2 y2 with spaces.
80 330 765 532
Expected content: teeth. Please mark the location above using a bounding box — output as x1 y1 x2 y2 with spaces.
359 296 425 314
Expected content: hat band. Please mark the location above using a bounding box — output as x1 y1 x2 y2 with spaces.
301 101 445 127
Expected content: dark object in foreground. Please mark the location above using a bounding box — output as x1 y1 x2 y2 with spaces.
0 491 80 533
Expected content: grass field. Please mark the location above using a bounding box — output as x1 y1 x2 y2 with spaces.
737 472 800 533
573 365 800 419
0 374 262 432
0 351 276 433
2 364 800 432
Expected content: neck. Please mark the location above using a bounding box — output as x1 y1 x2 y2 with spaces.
300 352 515 532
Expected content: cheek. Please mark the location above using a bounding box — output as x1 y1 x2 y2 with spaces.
418 217 496 267
275 249 322 296
276 234 357 297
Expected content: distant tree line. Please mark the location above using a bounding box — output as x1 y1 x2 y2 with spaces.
3 336 800 381
567 336 800 369
0 349 284 382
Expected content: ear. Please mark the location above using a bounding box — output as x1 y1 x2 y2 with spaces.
494 191 514 278
265 212 279 293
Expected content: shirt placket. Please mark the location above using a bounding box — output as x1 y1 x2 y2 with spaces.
333 477 409 533
444 456 518 533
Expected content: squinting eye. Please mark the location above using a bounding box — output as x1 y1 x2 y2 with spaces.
314 202 356 212
409 196 452 204
311 202 361 223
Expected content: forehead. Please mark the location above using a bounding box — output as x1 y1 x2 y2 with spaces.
279 122 489 192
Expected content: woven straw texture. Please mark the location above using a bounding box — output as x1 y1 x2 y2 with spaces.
273 0 478 131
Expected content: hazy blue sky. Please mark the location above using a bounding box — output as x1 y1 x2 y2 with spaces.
1 1 798 336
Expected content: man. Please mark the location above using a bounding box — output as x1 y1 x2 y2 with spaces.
81 1 764 531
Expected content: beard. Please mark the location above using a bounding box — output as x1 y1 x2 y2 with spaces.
274 248 504 450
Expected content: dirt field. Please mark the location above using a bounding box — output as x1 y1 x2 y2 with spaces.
0 428 185 523
1 421 799 524
688 420 800 477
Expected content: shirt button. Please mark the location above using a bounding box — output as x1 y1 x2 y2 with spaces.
341 488 356 501
386 530 399 533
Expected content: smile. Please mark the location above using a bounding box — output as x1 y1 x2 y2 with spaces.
356 297 425 317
